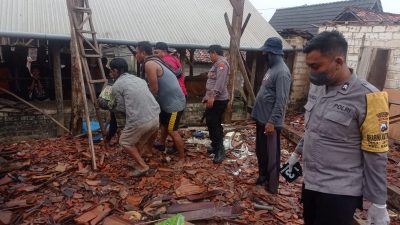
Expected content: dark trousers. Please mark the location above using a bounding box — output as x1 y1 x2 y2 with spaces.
255 122 281 193
105 112 117 141
205 100 228 148
302 186 362 225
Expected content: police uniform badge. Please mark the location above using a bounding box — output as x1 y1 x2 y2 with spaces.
342 82 349 91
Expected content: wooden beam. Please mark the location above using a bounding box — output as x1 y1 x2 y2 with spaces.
224 13 256 104
69 0 84 135
249 52 257 107
167 202 215 214
224 1 244 123
67 0 97 170
178 49 186 69
229 0 241 16
189 49 194 76
236 49 256 102
51 42 65 136
241 13 251 35
388 185 400 210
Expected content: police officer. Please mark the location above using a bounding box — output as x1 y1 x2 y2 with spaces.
203 45 229 164
252 37 292 194
288 31 390 225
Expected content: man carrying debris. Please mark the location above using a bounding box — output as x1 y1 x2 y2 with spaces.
110 58 160 177
135 41 186 163
251 37 292 194
203 45 230 164
288 31 390 225
153 42 187 154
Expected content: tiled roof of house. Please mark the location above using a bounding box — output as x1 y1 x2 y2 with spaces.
269 0 382 36
334 6 400 23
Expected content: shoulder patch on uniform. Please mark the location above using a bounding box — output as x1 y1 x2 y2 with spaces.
360 92 389 153
218 63 225 70
361 80 379 93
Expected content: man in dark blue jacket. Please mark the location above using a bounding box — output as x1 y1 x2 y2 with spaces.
251 37 292 194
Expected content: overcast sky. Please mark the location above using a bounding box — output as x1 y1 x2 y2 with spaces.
249 0 400 21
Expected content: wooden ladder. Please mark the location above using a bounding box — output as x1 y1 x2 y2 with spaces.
66 0 107 170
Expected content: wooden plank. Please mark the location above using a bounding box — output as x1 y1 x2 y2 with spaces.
368 48 390 91
167 202 215 214
388 185 400 210
281 126 303 144
103 215 133 225
161 206 234 221
356 47 374 80
186 190 224 201
356 47 390 91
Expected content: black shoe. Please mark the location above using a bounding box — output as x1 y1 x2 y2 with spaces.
213 144 225 164
256 176 267 185
207 146 216 154
154 144 165 152
166 146 177 154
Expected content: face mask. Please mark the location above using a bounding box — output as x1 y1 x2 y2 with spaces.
309 71 333 86
309 59 339 86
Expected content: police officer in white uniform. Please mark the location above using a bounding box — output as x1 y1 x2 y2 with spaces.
288 31 390 225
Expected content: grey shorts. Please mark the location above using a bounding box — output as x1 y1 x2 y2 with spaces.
119 117 159 147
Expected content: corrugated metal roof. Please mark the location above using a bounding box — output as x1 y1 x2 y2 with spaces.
269 0 382 35
0 0 292 50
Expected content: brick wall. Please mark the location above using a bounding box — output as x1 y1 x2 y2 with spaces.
0 110 71 143
284 36 310 111
0 101 246 142
319 24 400 89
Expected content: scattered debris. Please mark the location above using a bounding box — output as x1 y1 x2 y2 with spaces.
0 118 398 224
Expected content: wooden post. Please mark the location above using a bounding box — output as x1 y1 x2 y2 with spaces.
69 0 84 135
51 41 65 136
67 0 97 170
189 49 195 76
225 0 245 123
178 49 186 72
249 52 257 107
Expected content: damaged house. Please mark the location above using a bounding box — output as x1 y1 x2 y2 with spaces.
0 0 292 142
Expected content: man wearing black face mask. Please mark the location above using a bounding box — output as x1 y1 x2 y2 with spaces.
251 37 292 194
287 31 390 225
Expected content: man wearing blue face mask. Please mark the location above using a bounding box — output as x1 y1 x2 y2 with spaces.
287 31 390 225
251 37 292 194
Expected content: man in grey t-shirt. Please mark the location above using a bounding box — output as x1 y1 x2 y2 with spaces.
110 58 160 177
